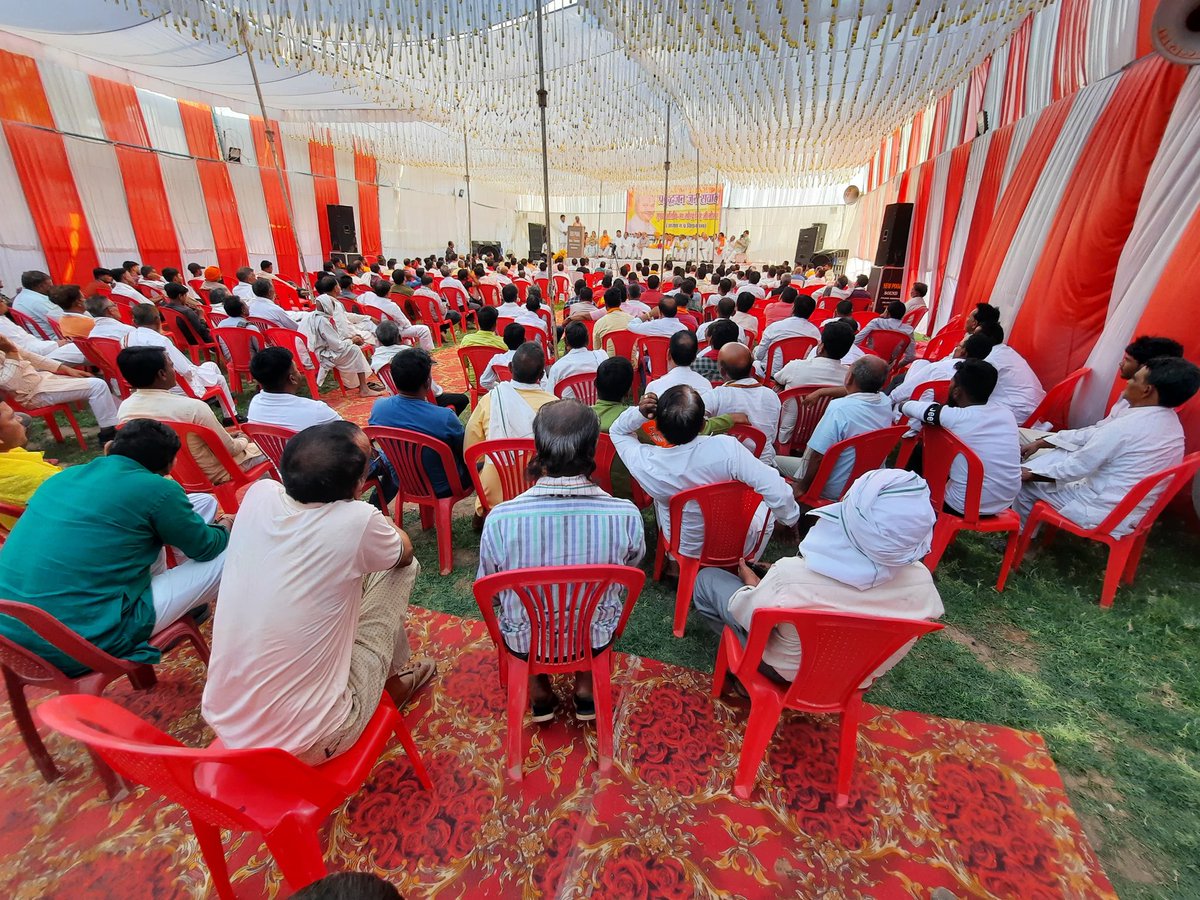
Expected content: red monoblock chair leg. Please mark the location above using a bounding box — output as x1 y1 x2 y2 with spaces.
262 814 329 891
505 654 530 781
995 528 1021 591
922 515 960 571
4 669 59 782
1100 540 1133 609
63 410 86 450
434 499 455 576
710 634 734 699
41 413 64 444
835 690 866 807
673 556 701 638
417 505 434 530
652 532 666 581
1122 532 1149 585
303 370 322 399
591 650 616 774
214 482 241 514
190 817 237 900
895 435 919 468
391 713 433 789
733 692 785 800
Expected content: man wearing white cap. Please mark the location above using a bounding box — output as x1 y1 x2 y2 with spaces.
692 468 944 683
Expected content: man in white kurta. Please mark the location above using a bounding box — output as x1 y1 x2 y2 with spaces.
359 283 434 352
248 280 300 330
125 305 237 415
975 322 1045 424
1015 357 1199 536
704 343 782 466
643 330 715 404
900 359 1022 516
549 322 607 395
754 295 821 376
610 387 800 560
853 300 916 365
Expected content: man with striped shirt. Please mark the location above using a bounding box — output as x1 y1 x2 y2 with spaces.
477 399 645 723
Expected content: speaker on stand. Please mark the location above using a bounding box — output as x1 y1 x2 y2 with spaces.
869 202 914 311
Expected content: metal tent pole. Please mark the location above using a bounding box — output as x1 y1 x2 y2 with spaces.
535 0 552 260
661 103 671 272
239 15 309 290
463 124 473 255
695 146 701 267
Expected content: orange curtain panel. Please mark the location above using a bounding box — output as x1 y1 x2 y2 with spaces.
250 117 301 282
0 50 99 283
354 151 381 261
309 141 338 261
177 100 247 278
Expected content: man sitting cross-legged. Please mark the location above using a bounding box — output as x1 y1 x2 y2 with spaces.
202 421 434 763
695 468 943 686
359 281 435 351
478 399 645 722
0 418 231 676
117 346 265 485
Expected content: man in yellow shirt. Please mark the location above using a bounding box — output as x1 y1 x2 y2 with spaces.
0 400 61 530
591 287 633 355
459 306 507 353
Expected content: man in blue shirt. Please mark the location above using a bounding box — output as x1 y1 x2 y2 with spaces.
369 348 470 497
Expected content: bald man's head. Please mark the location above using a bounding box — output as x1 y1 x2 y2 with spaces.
847 355 889 393
718 341 754 381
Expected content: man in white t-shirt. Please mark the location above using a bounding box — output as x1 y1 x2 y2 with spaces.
644 330 715 403
246 346 340 432
202 421 433 763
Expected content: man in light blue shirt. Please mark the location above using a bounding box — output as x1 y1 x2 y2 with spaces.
786 355 894 500
12 271 60 337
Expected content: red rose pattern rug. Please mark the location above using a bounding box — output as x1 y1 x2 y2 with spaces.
0 608 1113 899
332 342 472 426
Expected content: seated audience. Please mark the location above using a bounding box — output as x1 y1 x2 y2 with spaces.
300 288 384 398
695 469 942 683
360 281 434 351
116 346 264 483
610 386 800 561
0 400 60 528
627 296 687 338
126 304 238 417
371 321 467 415
13 270 60 336
82 267 114 299
774 320 855 389
890 332 995 406
213 296 263 360
465 343 558 517
461 305 507 351
0 334 118 445
1016 356 1200 534
480 323 532 391
477 399 645 720
315 276 377 345
162 283 213 346
854 300 916 365
696 297 746 344
846 273 872 309
0 418 231 676
246 347 340 431
905 282 929 316
763 286 798 328
231 267 257 300
693 319 740 384
48 285 94 339
550 322 607 395
755 292 821 375
706 342 782 464
248 278 298 329
0 293 84 365
593 287 634 353
369 348 470 498
644 330 715 401
200 266 225 294
731 292 760 337
202 421 431 762
900 358 1021 515
85 294 135 342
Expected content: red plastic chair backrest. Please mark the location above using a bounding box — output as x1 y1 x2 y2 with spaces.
491 364 513 383
264 328 317 372
776 385 834 456
726 423 767 458
187 278 204 292
136 284 159 300
162 420 252 494
851 311 878 329
472 565 646 668
513 280 531 302
740 609 943 712
934 314 964 338
457 345 503 392
239 422 295 477
412 294 447 327
212 326 262 370
667 480 767 564
861 329 911 364
365 426 469 503
634 335 672 378
476 283 500 307
159 306 208 347
464 438 536 507
906 378 951 404
764 335 819 381
921 426 988 522
592 432 618 494
0 599 141 689
901 307 925 328
1092 451 1200 537
1021 366 1090 429
496 316 516 335
74 337 132 398
921 328 961 361
802 425 907 504
246 316 279 335
8 308 51 341
35 694 346 832
601 329 637 360
554 372 598 404
272 280 302 310
359 305 385 325
47 318 66 340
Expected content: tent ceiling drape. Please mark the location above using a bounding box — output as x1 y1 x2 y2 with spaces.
0 0 1047 191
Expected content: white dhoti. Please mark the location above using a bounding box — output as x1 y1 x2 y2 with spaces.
320 344 372 380
402 324 435 352
28 375 119 428
149 493 226 630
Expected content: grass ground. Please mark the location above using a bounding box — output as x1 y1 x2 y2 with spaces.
25 370 1200 899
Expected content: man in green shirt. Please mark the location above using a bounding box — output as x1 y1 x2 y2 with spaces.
0 419 231 677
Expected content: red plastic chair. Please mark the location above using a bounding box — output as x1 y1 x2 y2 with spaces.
513 279 531 302
136 284 161 301
851 311 879 329
653 481 771 637
634 335 672 382
8 308 53 341
272 280 303 310
475 283 500 307
0 598 209 798
523 324 555 365
894 378 952 467
161 420 273 513
1003 452 1200 608
713 608 943 804
247 315 280 335
796 425 906 508
47 317 66 340
592 433 653 509
239 422 293 480
1022 366 1090 430
175 371 237 421
265 328 339 399
457 345 503 408
439 285 478 330
763 335 819 383
914 326 961 362
859 330 912 370
775 385 834 460
411 294 460 345
726 423 768 458
35 691 429 898
365 426 473 575
600 329 637 361
464 438 536 513
159 306 219 365
554 371 599 404
2 392 87 450
491 363 512 383
920 426 1022 589
553 273 572 303
74 336 132 399
901 307 926 329
211 326 263 394
472 565 646 780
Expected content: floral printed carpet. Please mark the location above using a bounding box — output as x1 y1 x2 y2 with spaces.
0 608 1112 899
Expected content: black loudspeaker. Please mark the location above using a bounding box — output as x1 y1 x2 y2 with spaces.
874 203 914 268
473 241 502 260
326 204 358 253
528 223 546 258
794 224 827 266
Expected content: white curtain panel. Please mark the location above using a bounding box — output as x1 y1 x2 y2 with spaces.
1087 0 1138 86
285 172 323 267
946 80 969 154
62 136 141 266
0 132 48 278
158 155 217 265
136 88 191 156
334 148 356 202
914 152 952 332
37 59 104 139
213 110 258 167
986 73 1119 330
227 163 275 263
981 43 1008 129
1076 68 1200 424
933 131 992 332
1026 1 1060 115
1001 111 1042 194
